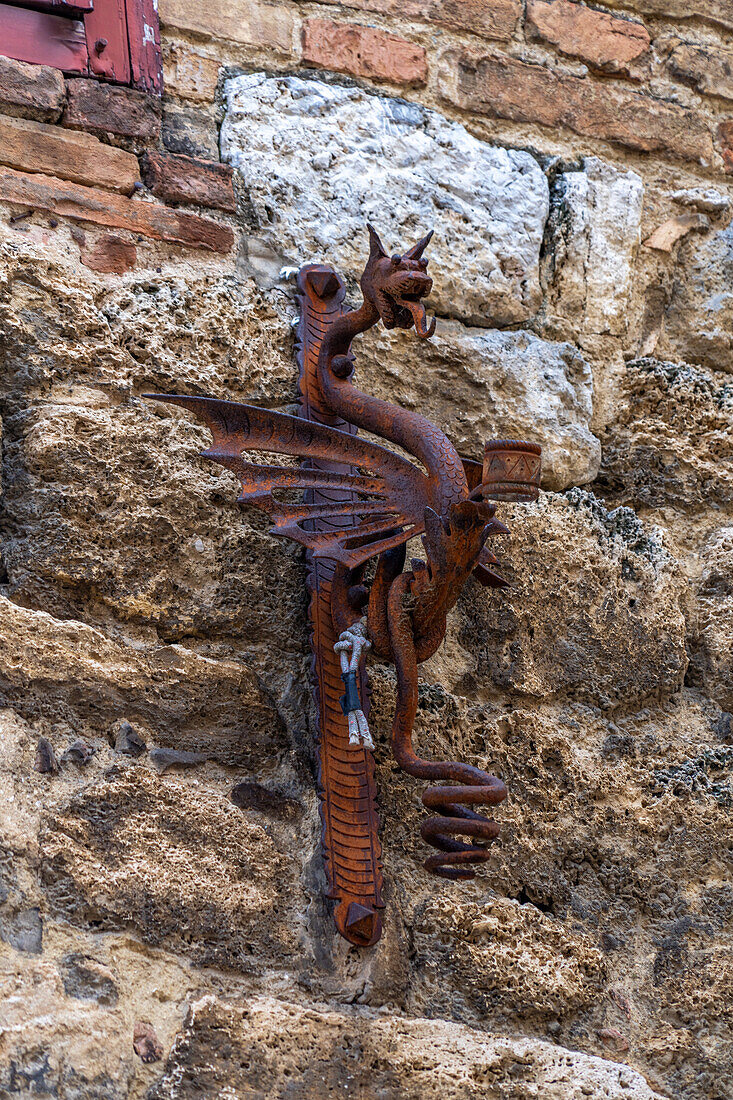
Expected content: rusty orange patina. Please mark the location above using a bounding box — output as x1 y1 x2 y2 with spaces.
147 225 541 947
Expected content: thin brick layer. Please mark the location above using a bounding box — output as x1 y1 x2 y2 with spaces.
302 18 427 86
63 79 162 143
443 52 712 163
0 167 233 252
141 151 236 212
0 115 140 195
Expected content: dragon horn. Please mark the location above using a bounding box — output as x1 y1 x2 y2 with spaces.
403 229 434 261
366 223 387 259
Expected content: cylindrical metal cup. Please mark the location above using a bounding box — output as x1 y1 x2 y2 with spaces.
481 439 542 502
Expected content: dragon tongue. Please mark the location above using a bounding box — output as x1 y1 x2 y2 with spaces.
402 298 436 339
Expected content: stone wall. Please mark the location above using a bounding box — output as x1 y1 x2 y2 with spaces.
0 2 732 1098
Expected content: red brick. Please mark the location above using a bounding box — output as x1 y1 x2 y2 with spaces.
443 52 712 163
428 0 521 38
141 151 236 212
63 79 161 144
0 167 234 253
0 55 65 122
80 233 138 274
303 18 427 86
527 0 650 78
716 121 733 173
294 0 521 41
0 115 140 195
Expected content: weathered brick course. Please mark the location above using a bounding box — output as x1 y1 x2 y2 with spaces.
442 52 712 163
0 55 65 122
667 42 733 103
0 115 140 195
63 80 161 144
599 0 733 32
141 151 236 212
527 0 650 77
292 0 521 40
303 18 427 86
0 167 234 252
159 0 296 51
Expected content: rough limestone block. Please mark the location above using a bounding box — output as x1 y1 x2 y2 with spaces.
597 358 733 511
146 995 666 1099
221 73 549 326
0 596 286 766
413 897 605 1017
693 526 733 712
657 223 733 373
40 771 301 970
0 956 134 1096
358 324 600 489
0 401 301 647
546 156 643 338
456 490 687 709
0 55 65 122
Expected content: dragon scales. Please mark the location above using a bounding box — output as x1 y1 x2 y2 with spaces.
147 226 541 947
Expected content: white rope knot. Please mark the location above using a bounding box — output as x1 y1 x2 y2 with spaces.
334 620 374 750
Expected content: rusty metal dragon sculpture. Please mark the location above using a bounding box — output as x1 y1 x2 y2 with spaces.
147 225 540 947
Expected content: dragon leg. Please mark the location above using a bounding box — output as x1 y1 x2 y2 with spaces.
386 573 507 879
366 543 406 659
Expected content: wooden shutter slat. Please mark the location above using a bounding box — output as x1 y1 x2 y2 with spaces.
84 0 130 84
0 3 89 71
2 0 94 15
125 0 162 94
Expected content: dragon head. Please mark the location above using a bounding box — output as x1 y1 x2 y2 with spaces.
361 224 436 339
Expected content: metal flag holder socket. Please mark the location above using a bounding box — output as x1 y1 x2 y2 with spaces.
147 225 541 947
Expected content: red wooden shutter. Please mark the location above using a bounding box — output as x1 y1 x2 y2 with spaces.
0 2 88 71
0 0 161 90
5 0 93 13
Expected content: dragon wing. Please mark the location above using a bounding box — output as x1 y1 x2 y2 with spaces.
146 395 432 570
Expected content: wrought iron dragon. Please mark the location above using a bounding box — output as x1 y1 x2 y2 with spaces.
147 225 540 947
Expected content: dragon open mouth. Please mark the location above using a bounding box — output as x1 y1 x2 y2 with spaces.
395 296 436 339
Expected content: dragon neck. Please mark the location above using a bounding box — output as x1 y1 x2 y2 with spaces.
317 300 468 514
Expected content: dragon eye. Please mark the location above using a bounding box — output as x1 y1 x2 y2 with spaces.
391 255 402 266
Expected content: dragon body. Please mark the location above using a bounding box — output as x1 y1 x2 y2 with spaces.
147 225 538 946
